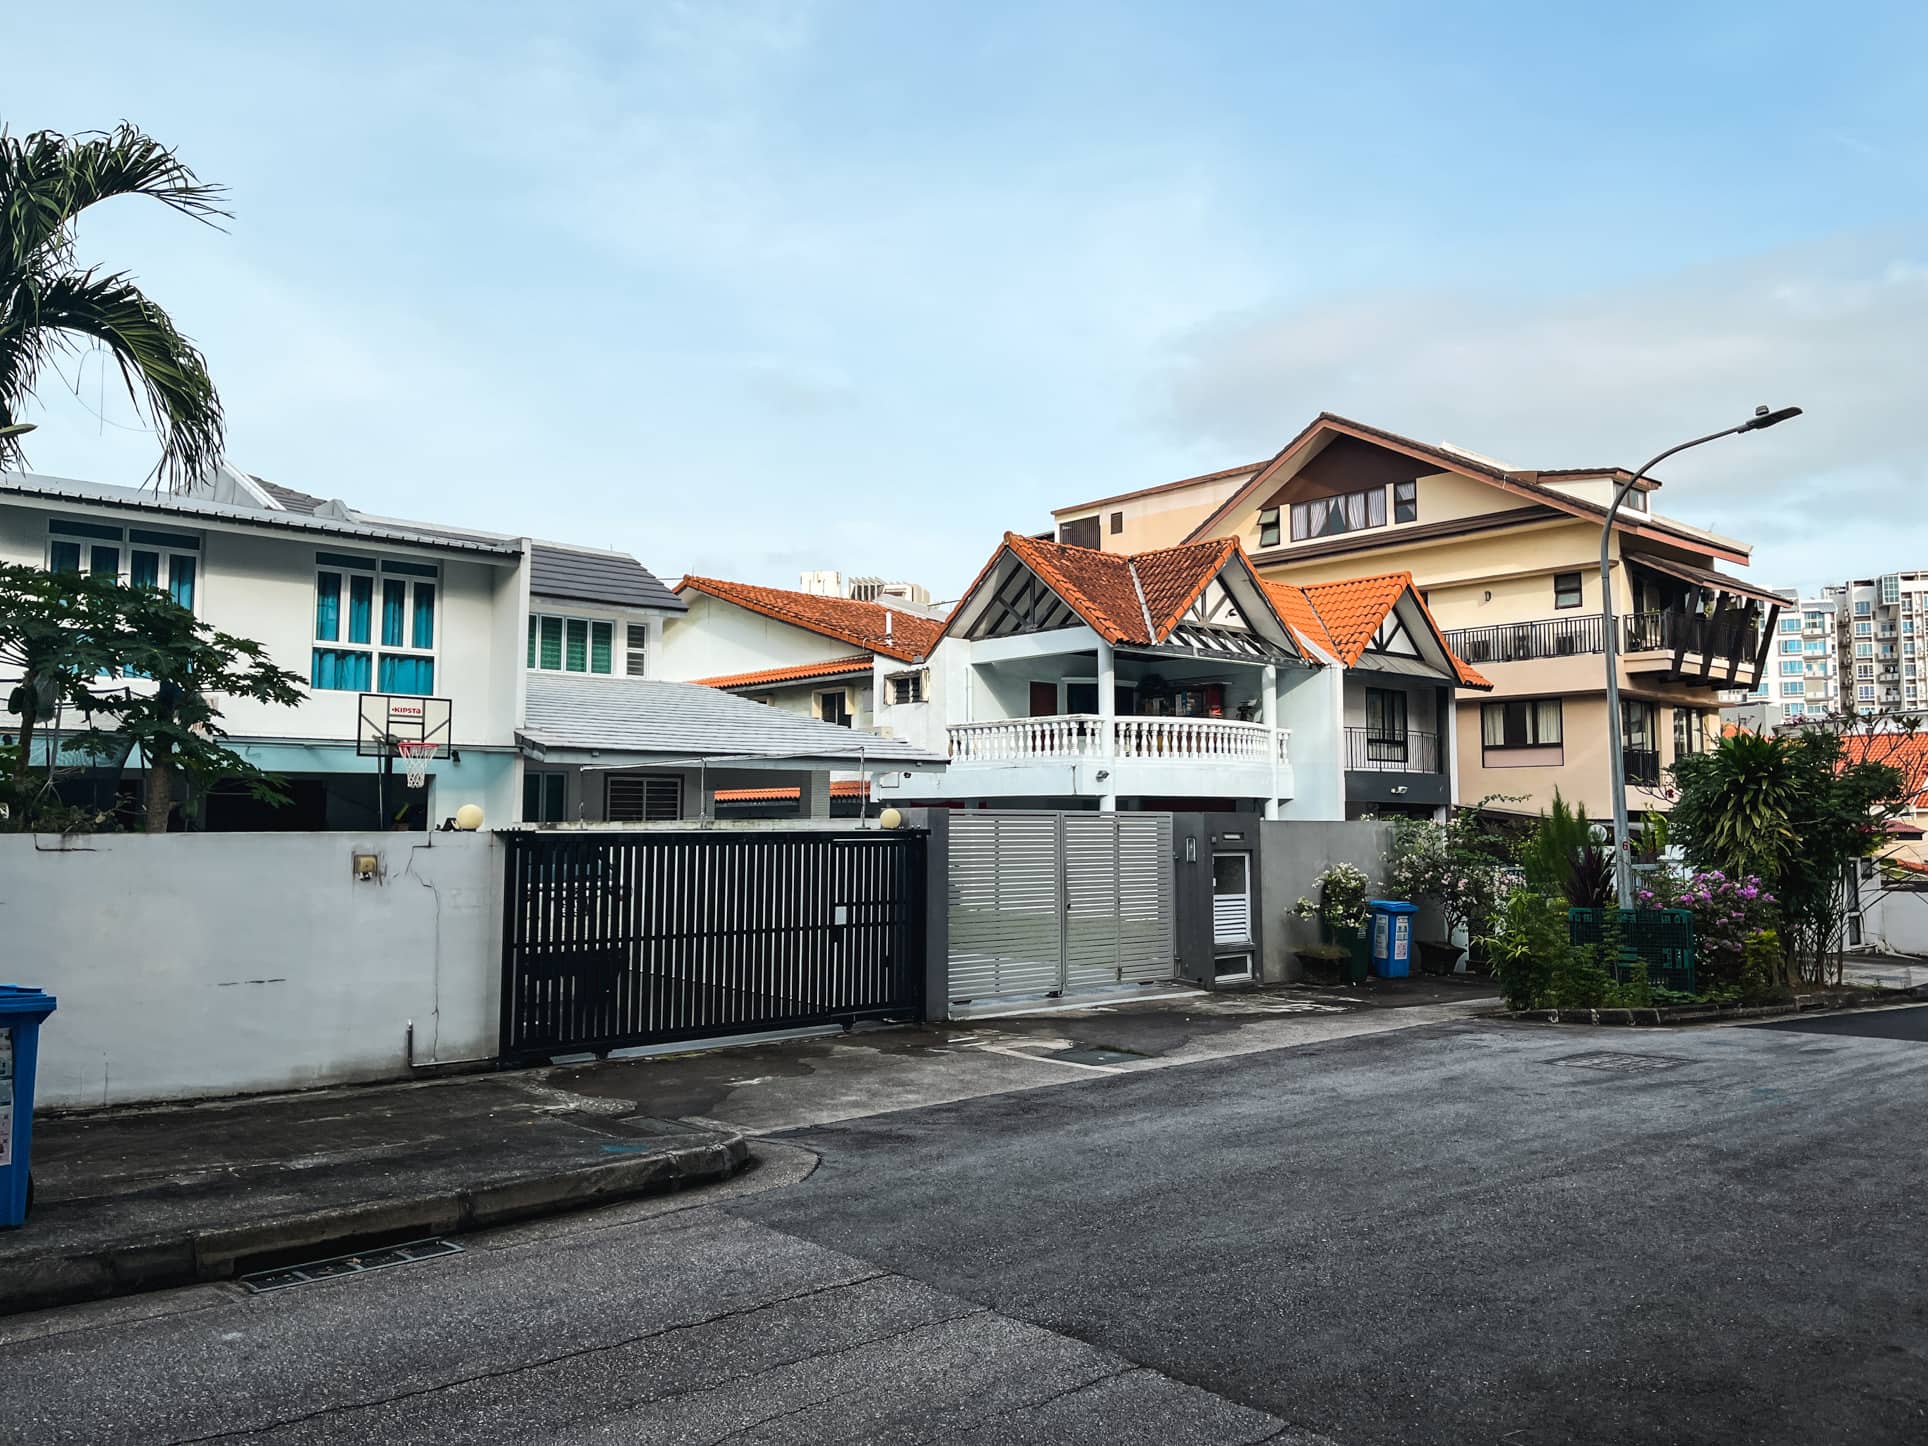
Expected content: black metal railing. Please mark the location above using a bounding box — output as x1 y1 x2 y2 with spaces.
1344 726 1441 773
499 829 927 1061
1622 747 1661 787
1619 609 1760 664
1442 614 1605 665
1442 609 1762 670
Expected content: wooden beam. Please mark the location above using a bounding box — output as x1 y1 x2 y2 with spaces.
1749 601 1781 689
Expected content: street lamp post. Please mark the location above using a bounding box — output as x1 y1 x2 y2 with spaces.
1601 404 1802 909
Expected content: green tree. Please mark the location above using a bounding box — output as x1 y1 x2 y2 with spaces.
1519 790 1612 907
75 584 305 832
1 123 227 487
0 563 122 819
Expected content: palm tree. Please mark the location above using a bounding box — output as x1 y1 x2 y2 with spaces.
0 123 228 490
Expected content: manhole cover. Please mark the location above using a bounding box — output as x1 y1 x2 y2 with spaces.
1048 1046 1149 1067
240 1237 464 1293
1553 1051 1689 1074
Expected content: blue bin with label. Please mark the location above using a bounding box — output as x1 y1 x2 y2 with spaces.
1367 901 1418 979
0 985 58 1229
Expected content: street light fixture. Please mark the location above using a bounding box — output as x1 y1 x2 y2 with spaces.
1600 404 1803 909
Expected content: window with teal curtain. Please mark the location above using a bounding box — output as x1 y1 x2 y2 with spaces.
378 655 434 694
130 550 160 589
90 545 119 578
311 648 372 691
565 618 588 672
347 575 373 644
411 583 435 648
50 541 81 572
527 615 538 668
589 621 613 674
169 556 195 610
540 616 563 669
381 579 406 646
316 572 342 640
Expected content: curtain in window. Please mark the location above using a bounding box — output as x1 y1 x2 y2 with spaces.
411 583 435 649
590 621 612 674
1533 699 1561 744
540 616 563 669
1481 705 1505 747
168 556 196 610
378 654 435 695
382 579 407 646
311 647 372 691
347 575 373 644
315 572 342 640
50 541 82 573
130 550 160 589
527 615 538 668
565 618 589 672
91 545 119 578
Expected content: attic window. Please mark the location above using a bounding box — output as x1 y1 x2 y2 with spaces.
1291 486 1387 542
1109 511 1124 535
887 671 926 705
1394 480 1418 524
1258 508 1281 549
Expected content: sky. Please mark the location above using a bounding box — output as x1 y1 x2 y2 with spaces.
6 1 1926 601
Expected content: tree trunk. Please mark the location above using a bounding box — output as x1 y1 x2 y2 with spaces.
11 697 35 784
143 746 174 834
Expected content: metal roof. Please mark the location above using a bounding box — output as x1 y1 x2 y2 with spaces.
529 544 685 612
252 476 329 514
519 673 946 764
0 473 524 559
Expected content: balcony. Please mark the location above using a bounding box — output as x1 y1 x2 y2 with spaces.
1441 609 1763 685
939 714 1292 804
1442 614 1605 665
1344 726 1441 773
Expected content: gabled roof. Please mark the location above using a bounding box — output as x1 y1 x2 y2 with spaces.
1180 413 1751 564
992 532 1250 646
531 543 684 611
696 655 875 690
1841 731 1928 808
1262 571 1492 689
1052 460 1266 517
252 475 329 514
675 577 944 663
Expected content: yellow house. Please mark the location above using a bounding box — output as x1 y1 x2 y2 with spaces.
1051 414 1786 820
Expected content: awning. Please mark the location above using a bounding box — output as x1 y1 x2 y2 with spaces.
1627 554 1789 608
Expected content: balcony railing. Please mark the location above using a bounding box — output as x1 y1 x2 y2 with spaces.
1344 726 1441 773
947 715 1289 766
1442 614 1605 665
1442 610 1762 671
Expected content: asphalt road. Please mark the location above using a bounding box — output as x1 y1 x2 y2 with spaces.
6 1008 1928 1444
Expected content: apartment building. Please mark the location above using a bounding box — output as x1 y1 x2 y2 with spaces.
1050 413 1780 821
1825 573 1928 716
1729 592 1840 728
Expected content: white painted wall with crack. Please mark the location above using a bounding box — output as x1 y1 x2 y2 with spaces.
0 831 500 1109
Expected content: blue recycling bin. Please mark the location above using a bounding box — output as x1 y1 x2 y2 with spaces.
0 985 58 1229
1367 900 1418 979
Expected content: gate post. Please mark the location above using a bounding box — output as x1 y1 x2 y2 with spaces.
912 809 950 1022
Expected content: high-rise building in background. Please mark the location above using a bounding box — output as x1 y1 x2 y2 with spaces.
1731 590 1841 729
798 570 937 612
1824 573 1928 716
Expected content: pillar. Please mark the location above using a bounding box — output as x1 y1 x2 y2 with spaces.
1097 639 1117 813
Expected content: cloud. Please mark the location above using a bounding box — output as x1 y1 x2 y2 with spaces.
1155 233 1928 589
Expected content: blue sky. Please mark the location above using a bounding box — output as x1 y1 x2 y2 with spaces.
6 2 1926 597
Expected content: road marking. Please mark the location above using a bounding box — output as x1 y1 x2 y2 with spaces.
964 1042 1125 1073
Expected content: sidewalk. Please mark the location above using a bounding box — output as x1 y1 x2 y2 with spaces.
0 1071 747 1318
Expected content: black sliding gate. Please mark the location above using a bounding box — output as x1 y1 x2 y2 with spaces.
500 829 928 1062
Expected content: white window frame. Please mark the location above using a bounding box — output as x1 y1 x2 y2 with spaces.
528 610 618 676
47 519 200 611
624 622 649 678
886 670 926 705
313 552 439 694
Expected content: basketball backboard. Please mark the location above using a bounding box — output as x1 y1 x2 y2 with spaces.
356 694 453 757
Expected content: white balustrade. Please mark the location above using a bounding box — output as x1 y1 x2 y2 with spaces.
948 714 1290 768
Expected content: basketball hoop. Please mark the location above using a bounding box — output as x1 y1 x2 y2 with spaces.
396 739 438 789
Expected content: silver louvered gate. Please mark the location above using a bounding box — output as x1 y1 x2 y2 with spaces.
947 811 1175 1004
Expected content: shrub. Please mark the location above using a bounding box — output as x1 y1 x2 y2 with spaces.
1292 861 1371 934
1386 801 1517 946
1638 868 1780 991
1741 928 1791 1004
1520 790 1612 908
1484 888 1564 1010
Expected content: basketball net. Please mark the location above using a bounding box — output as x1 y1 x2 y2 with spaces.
396 739 437 789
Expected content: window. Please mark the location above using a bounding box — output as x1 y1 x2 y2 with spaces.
887 671 926 705
1257 508 1281 549
1290 486 1387 542
1786 702 1806 717
1393 479 1418 524
625 623 648 677
522 771 566 823
1109 511 1124 535
48 519 199 609
1058 516 1100 549
313 553 436 694
1780 660 1803 676
817 689 851 727
1365 687 1409 762
606 774 681 822
1553 572 1584 610
1673 709 1705 755
527 613 616 675
1778 639 1802 655
1781 682 1805 697
1859 684 1877 703
1481 697 1563 749
1778 616 1802 634
1857 664 1874 680
1804 639 1827 653
1854 621 1873 636
1855 600 1873 616
1855 642 1874 658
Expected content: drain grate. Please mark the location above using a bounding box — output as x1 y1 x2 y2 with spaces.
240 1237 464 1293
1553 1051 1690 1074
1048 1046 1149 1067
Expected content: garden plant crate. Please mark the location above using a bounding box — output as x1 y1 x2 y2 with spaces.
1568 907 1696 995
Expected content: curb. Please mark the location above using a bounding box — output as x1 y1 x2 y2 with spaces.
0 1132 749 1320
1507 985 1928 1029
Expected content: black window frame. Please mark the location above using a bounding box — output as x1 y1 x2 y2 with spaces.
606 774 681 822
1058 516 1101 549
1109 510 1124 535
1481 697 1564 750
1393 479 1418 524
1553 571 1584 609
818 688 852 727
1257 507 1281 549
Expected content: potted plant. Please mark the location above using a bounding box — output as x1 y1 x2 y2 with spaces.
1292 862 1372 985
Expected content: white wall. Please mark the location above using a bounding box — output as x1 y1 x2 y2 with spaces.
660 592 872 680
3 832 500 1109
1276 667 1345 820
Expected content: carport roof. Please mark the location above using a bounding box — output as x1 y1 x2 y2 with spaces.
518 673 947 766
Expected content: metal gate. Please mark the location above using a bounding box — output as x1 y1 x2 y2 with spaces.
946 812 1175 1004
500 829 927 1062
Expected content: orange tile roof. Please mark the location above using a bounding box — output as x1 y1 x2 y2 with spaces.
1258 580 1337 657
994 532 1262 646
695 654 874 689
713 779 870 802
1265 572 1491 689
675 577 943 662
1842 731 1928 807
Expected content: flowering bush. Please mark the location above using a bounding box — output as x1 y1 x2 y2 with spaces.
1638 867 1781 990
1386 807 1516 946
1293 861 1372 934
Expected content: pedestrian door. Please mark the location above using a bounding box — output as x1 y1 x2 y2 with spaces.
1211 852 1254 979
947 811 1176 1005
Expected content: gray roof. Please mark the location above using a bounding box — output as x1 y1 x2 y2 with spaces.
520 673 945 765
530 544 684 612
0 473 523 559
252 475 329 514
